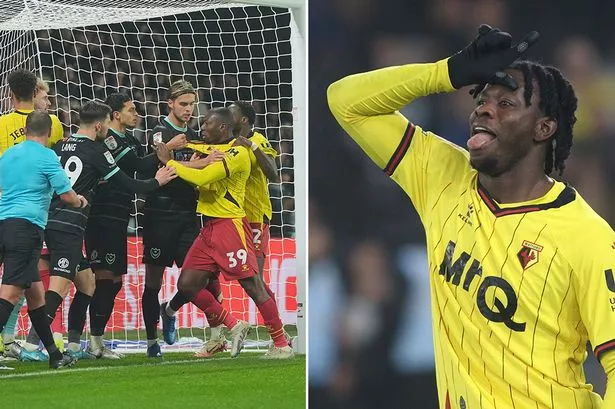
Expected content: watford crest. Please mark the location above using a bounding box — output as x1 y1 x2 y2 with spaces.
517 240 543 270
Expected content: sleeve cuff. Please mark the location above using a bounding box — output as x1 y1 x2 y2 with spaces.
435 58 456 93
595 339 615 360
103 166 121 180
115 146 132 162
56 185 72 195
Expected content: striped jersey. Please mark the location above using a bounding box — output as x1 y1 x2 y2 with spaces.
88 127 144 225
168 143 251 219
328 59 615 409
187 130 277 223
0 109 64 154
47 135 119 233
145 116 200 212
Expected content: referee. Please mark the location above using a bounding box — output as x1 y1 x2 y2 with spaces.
0 111 83 369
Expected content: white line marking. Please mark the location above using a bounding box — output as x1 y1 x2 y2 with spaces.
0 357 236 379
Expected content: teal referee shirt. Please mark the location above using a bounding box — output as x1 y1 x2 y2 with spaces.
0 140 72 229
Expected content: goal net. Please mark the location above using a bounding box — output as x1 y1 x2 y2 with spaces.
0 0 304 353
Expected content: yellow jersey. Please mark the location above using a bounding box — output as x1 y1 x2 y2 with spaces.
167 143 251 219
328 59 615 409
0 109 64 154
187 130 277 223
243 131 277 223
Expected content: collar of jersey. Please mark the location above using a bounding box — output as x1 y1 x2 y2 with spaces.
476 179 576 217
14 109 34 115
72 134 90 139
164 116 187 132
109 128 126 138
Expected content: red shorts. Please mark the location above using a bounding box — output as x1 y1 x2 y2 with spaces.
183 217 258 281
249 222 270 258
40 240 49 256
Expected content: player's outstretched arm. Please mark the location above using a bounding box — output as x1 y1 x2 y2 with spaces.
233 136 279 182
155 142 242 186
253 149 279 182
176 149 225 170
327 25 539 169
327 60 454 169
166 160 227 186
119 133 190 174
116 148 159 174
106 166 176 194
117 132 188 175
133 153 159 173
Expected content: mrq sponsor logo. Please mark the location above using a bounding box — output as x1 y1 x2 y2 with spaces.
439 240 526 332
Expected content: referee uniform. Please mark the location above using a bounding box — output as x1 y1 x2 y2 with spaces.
0 139 72 287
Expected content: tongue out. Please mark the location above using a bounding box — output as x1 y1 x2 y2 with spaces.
467 132 494 150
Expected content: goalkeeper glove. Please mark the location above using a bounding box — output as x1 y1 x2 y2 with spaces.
447 24 540 90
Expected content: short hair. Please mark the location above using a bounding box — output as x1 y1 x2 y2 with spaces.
232 101 256 125
207 107 234 127
25 111 52 137
471 61 578 176
35 78 49 94
7 69 38 102
79 101 112 125
168 80 196 100
105 93 132 116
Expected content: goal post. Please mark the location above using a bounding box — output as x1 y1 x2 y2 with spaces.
242 0 306 356
0 0 306 354
289 3 306 356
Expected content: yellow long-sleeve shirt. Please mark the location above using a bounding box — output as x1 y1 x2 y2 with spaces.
187 130 277 223
328 58 615 409
167 144 251 219
0 109 64 155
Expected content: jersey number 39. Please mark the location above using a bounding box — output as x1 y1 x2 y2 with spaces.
227 249 247 268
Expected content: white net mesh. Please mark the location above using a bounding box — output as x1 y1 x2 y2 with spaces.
0 0 298 352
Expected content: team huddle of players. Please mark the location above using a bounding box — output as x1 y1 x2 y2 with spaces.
0 68 293 366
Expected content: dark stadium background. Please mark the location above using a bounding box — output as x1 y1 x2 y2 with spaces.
309 1 615 407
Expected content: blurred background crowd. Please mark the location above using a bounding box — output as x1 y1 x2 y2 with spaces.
309 0 615 407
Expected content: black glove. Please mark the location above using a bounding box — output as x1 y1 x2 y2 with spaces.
447 24 540 90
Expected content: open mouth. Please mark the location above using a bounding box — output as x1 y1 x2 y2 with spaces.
467 125 497 151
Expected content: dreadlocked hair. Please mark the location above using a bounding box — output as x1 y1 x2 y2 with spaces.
470 61 578 176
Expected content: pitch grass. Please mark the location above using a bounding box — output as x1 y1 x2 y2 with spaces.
0 352 306 409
